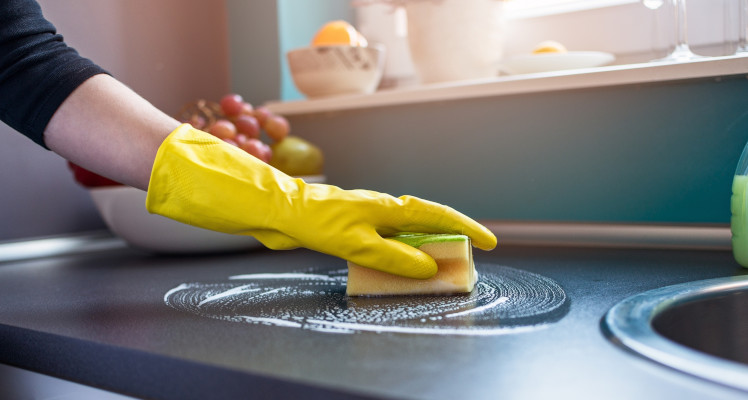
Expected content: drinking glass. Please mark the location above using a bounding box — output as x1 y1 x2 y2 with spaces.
737 0 748 54
643 0 703 61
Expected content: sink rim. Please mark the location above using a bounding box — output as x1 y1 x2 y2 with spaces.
602 275 748 392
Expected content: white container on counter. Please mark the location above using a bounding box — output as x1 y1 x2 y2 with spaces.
404 0 506 84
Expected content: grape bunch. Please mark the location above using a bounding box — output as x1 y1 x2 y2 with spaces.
178 93 290 163
69 94 317 188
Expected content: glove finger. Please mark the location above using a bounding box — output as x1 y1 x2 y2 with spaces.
346 233 438 279
393 195 497 251
247 229 301 250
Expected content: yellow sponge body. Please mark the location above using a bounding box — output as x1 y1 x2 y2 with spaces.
346 234 477 296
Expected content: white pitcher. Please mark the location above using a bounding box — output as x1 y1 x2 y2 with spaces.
405 0 506 84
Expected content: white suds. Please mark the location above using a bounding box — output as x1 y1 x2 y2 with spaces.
165 265 567 336
445 296 509 318
230 273 339 281
198 285 261 307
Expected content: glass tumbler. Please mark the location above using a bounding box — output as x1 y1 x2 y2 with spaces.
737 0 748 53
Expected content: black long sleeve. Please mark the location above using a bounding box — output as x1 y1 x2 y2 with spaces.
0 0 109 148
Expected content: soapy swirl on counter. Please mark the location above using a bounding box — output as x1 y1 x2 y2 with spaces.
164 264 568 336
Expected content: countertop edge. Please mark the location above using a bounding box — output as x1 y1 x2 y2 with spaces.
0 222 732 264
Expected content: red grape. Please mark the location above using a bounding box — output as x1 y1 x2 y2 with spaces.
264 115 290 142
240 102 254 115
234 133 249 147
220 94 244 117
253 106 271 125
209 119 237 140
240 137 266 160
259 143 273 163
234 114 260 139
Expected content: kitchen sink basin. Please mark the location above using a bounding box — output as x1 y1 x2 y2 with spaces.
602 275 748 392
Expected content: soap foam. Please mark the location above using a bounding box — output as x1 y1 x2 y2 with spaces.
164 264 568 336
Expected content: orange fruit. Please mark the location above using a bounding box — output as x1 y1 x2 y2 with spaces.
532 40 567 54
311 20 368 47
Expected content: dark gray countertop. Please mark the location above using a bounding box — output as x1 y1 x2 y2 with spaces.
1 235 747 400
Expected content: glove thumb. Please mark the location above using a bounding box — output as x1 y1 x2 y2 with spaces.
348 235 438 279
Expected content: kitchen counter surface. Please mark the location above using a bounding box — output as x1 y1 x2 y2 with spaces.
1 234 747 400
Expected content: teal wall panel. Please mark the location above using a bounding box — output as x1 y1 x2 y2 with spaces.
286 75 748 224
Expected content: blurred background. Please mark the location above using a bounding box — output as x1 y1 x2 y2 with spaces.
1 0 747 241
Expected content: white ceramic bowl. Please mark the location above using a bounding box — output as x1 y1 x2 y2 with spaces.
287 45 385 98
89 175 326 254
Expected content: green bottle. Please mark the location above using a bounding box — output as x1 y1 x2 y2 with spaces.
731 143 748 267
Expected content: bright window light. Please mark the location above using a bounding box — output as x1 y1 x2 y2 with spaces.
506 0 639 18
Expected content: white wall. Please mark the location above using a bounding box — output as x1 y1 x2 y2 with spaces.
0 0 231 241
503 0 735 64
355 0 737 86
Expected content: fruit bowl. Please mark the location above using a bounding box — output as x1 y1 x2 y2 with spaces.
287 45 385 98
89 175 325 254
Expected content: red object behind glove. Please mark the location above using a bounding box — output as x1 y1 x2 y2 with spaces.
67 162 123 187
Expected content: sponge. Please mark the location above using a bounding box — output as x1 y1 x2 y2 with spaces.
346 233 477 296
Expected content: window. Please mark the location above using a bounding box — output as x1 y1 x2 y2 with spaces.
504 0 733 61
506 0 638 19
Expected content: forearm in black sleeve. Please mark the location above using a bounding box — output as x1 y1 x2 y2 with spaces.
0 0 109 148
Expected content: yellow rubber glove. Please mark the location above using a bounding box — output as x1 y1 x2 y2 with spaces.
146 124 497 279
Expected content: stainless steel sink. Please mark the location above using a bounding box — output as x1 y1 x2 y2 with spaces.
602 275 748 391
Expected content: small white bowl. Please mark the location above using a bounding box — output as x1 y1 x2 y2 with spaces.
287 45 385 98
89 175 326 254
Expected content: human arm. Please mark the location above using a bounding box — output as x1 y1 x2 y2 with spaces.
0 0 178 190
47 80 496 277
2 0 497 278
48 88 497 278
44 73 179 190
48 84 496 278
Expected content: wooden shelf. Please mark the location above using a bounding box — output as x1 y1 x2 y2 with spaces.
265 54 748 116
